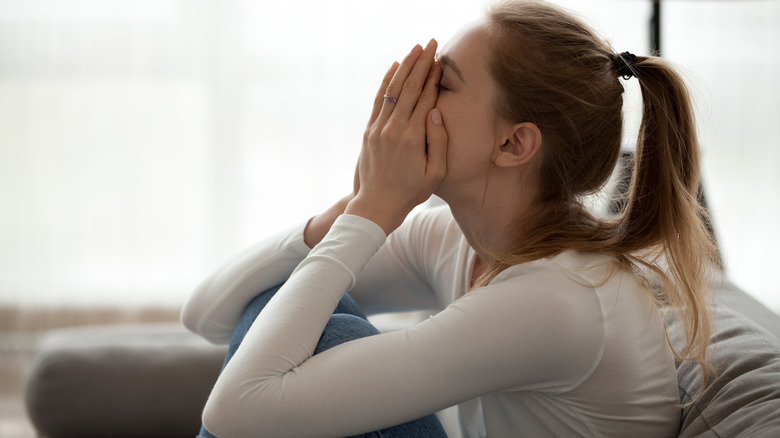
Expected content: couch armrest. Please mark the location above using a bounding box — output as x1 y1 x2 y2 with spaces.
25 323 227 438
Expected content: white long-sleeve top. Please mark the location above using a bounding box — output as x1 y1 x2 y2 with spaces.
181 206 681 438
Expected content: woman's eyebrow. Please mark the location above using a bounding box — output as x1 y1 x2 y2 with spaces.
438 54 466 83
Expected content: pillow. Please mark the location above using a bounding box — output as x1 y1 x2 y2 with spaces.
666 304 780 438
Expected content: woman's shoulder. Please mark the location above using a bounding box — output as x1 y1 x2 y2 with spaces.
483 251 657 335
489 251 618 287
481 251 651 317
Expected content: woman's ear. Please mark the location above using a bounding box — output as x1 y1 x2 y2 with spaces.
493 122 542 168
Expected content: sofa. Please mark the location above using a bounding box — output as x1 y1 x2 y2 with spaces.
25 277 780 437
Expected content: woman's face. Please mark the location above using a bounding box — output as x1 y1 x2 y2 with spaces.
434 19 506 201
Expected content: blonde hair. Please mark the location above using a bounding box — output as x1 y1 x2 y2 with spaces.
478 0 719 392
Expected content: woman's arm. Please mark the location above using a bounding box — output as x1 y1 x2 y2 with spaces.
202 214 605 437
180 200 449 344
350 205 455 314
180 219 313 344
303 195 353 248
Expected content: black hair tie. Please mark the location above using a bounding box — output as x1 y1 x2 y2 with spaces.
613 51 637 80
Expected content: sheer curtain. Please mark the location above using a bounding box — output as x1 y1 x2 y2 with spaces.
0 0 777 312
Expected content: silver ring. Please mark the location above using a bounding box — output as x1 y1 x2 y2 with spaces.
383 93 398 104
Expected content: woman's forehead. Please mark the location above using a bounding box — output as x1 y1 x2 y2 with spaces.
438 19 492 79
440 18 489 57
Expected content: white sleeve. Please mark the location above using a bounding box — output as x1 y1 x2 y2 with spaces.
180 221 312 344
202 214 605 438
349 207 451 314
182 208 450 346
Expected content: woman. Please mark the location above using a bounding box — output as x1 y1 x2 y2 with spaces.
182 1 719 436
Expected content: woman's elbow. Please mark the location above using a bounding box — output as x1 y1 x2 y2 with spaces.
201 402 222 437
179 294 206 336
202 390 239 437
179 277 227 342
202 388 272 438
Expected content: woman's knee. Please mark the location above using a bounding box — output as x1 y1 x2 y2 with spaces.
241 284 284 323
315 314 381 354
334 292 368 319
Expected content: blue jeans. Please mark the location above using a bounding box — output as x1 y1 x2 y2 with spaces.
198 284 448 438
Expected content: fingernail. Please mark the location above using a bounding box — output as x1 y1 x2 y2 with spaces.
431 108 442 125
411 44 422 56
425 38 436 50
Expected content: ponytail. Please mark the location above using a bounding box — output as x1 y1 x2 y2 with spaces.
620 55 719 387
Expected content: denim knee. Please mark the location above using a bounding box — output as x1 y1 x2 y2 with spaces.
334 292 368 320
315 314 381 354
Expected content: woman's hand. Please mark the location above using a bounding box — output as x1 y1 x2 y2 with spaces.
346 39 448 235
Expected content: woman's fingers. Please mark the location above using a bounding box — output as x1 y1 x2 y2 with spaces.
373 39 438 124
377 43 423 121
368 61 399 126
393 39 438 119
425 108 448 183
412 60 442 125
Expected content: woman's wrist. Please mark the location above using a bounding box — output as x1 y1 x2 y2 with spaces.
303 194 354 248
344 194 406 236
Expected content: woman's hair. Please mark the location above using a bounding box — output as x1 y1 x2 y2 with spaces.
477 0 720 393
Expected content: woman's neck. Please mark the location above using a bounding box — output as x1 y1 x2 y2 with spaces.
443 168 538 270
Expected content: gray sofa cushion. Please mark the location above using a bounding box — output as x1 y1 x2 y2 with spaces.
666 284 780 438
25 323 227 438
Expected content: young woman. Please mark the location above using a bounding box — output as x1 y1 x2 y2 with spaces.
181 1 719 436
